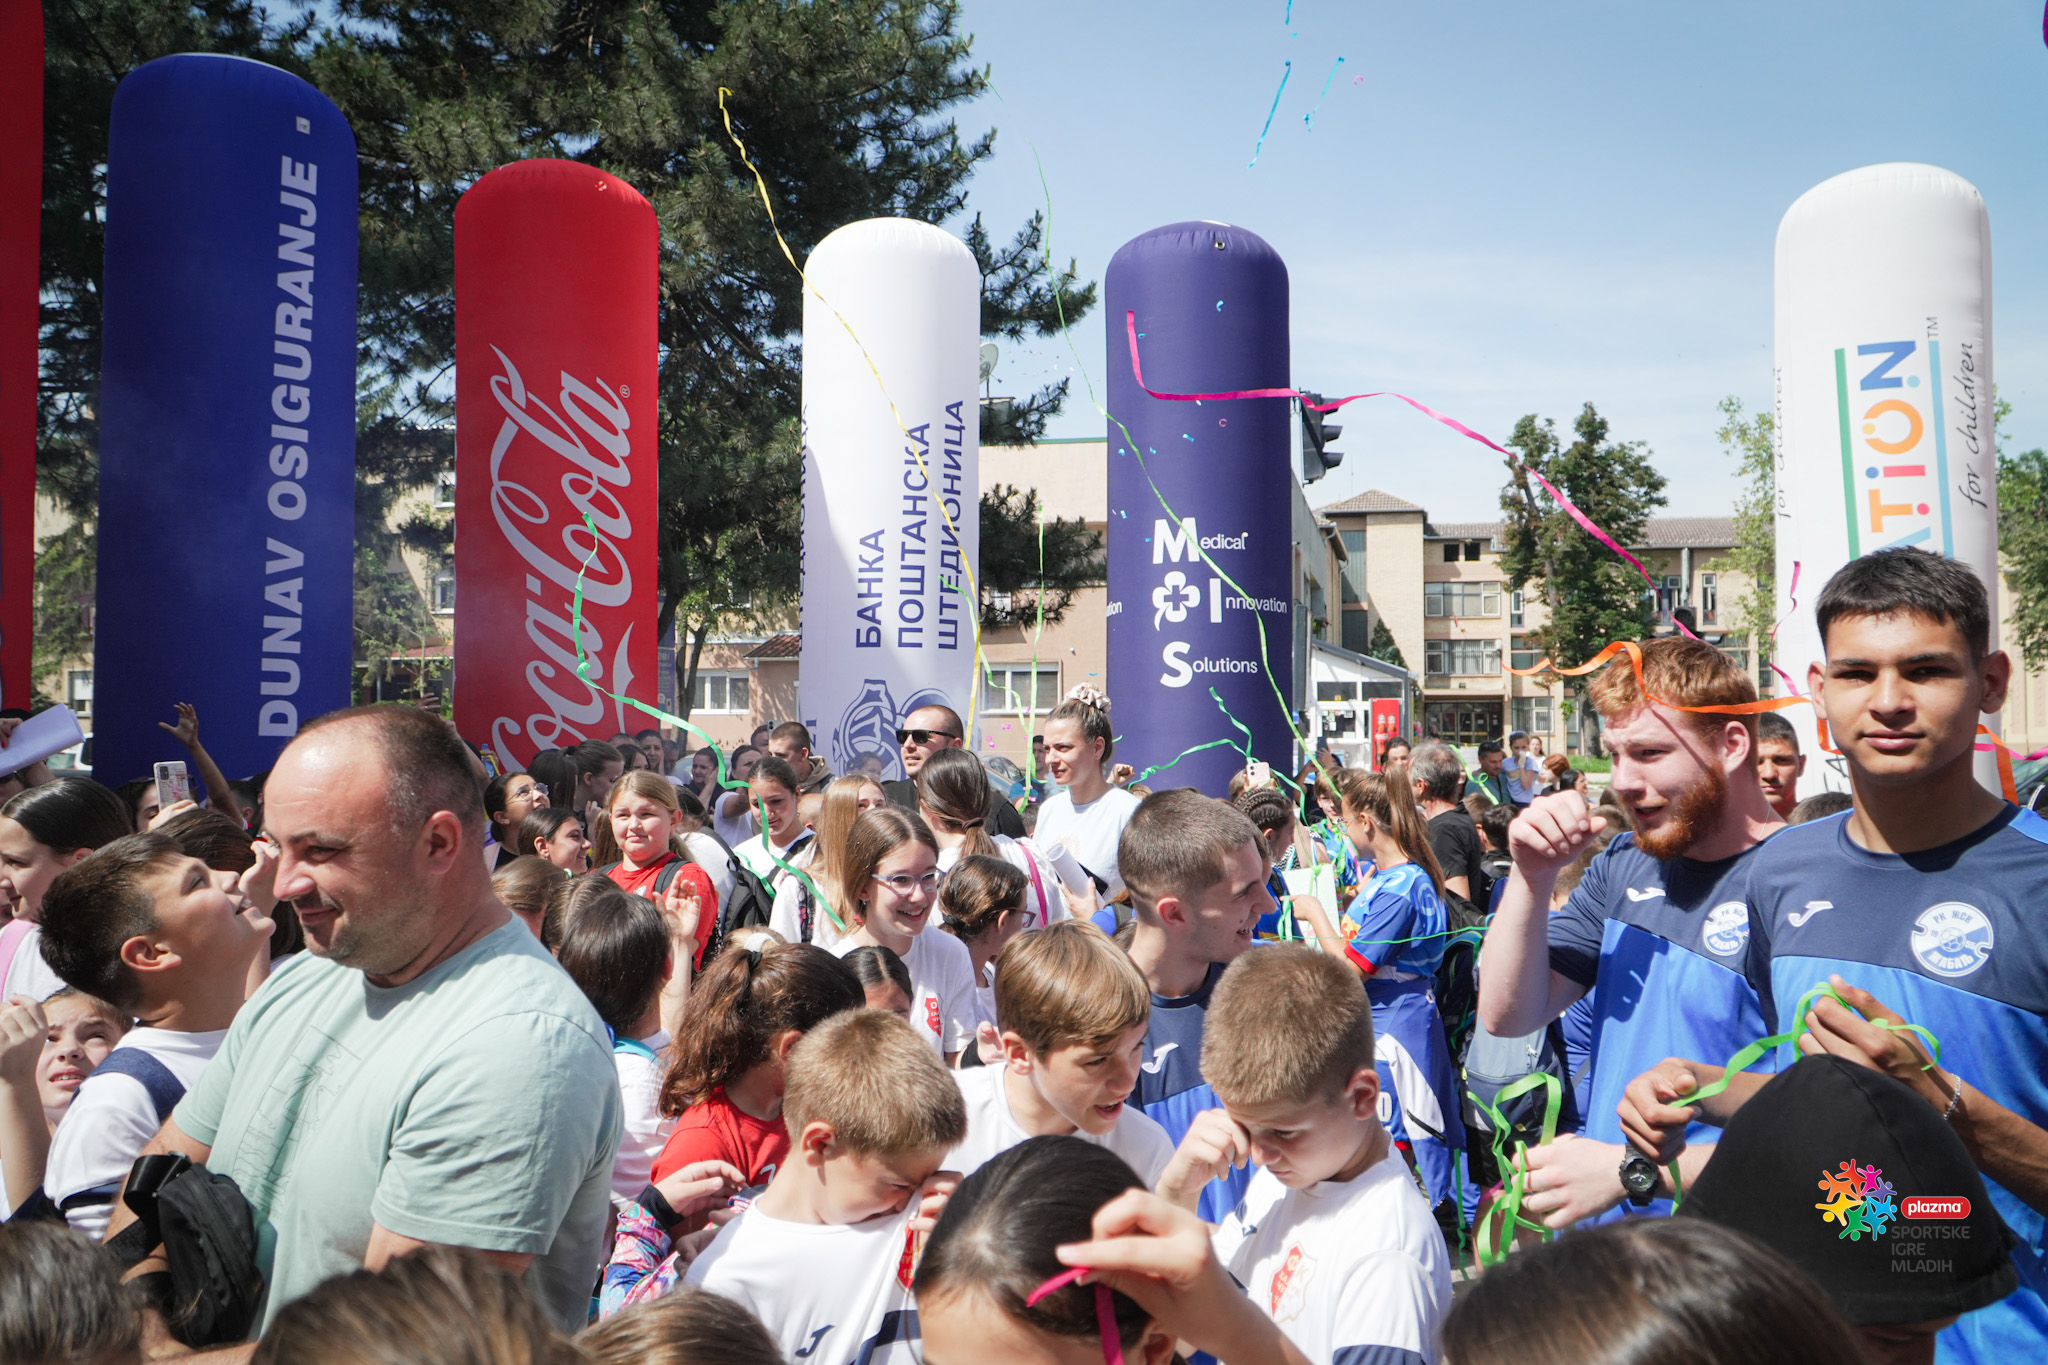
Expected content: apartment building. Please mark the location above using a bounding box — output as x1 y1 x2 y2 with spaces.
1318 491 1758 753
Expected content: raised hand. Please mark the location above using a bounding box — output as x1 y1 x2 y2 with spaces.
157 702 202 750
1508 789 1609 880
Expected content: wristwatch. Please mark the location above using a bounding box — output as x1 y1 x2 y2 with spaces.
1619 1154 1660 1207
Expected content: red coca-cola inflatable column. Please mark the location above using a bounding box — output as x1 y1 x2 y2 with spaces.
0 0 42 711
454 160 659 767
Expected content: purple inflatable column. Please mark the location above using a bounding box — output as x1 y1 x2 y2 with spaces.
1105 223 1293 795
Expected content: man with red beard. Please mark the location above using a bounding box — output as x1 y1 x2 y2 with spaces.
1476 636 1784 1225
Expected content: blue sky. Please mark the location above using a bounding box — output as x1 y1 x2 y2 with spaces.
948 0 2048 522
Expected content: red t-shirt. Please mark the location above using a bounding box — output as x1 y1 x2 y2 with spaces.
605 852 717 968
651 1089 788 1190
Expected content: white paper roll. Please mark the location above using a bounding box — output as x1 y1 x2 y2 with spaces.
1773 163 1996 789
799 219 981 780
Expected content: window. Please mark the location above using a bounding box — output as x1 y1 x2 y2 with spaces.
1341 610 1371 654
1424 701 1502 748
1512 696 1554 735
985 667 1060 714
1700 573 1718 625
1425 582 1501 618
433 471 456 508
1442 542 1461 563
1509 590 1525 628
690 671 752 713
1424 639 1500 676
1464 539 1484 562
1316 681 1360 702
431 569 455 614
1340 530 1367 604
1510 635 1542 671
66 670 92 723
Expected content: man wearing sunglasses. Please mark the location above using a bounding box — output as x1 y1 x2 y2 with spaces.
880 704 1027 838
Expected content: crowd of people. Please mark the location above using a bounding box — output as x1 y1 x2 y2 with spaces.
0 544 2040 1365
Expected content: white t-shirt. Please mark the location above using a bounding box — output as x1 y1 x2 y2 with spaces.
609 1028 673 1211
1211 1154 1452 1364
2 925 66 1004
684 1200 922 1365
711 795 758 850
767 865 851 952
1031 787 1141 897
945 1063 1174 1187
733 830 812 887
831 929 977 1056
45 1027 227 1240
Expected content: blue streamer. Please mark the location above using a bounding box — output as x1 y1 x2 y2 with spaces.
1304 56 1344 129
1248 60 1291 168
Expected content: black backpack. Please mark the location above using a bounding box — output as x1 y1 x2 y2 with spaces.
594 851 775 961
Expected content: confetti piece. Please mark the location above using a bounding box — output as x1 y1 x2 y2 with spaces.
1182 433 1195 442
1304 56 1344 129
1284 0 1291 21
1216 299 1225 311
1219 418 1228 427
1248 60 1291 168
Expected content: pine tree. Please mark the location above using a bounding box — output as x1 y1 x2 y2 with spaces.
977 484 1104 629
1368 618 1407 670
1498 403 1667 750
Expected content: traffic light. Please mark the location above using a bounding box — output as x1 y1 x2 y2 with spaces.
1299 392 1344 484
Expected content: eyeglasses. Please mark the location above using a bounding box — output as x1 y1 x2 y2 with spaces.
871 870 943 896
527 782 549 800
895 728 961 746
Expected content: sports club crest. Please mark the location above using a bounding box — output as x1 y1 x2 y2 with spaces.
834 678 902 781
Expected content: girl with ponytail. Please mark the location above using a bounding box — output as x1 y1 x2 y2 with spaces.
650 938 864 1199
1326 766 1466 1210
916 748 1070 927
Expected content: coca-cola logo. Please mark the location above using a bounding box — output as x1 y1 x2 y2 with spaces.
483 345 642 755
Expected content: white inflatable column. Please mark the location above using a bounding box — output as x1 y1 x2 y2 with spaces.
800 219 981 780
1775 163 1996 790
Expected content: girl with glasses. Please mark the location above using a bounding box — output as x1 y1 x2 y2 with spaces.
484 771 547 870
938 854 1034 1043
827 807 977 1066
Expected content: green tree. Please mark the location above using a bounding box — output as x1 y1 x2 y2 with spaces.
1993 397 2048 667
36 1 303 522
1368 618 1407 670
31 528 97 698
1498 403 1667 750
1715 395 1775 691
306 0 1090 719
970 212 1097 446
977 484 1104 630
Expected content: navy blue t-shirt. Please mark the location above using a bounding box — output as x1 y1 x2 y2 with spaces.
1547 831 1776 1213
1744 806 2048 1364
1136 963 1253 1223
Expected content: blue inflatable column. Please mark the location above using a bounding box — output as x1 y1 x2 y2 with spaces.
95 55 358 783
1105 223 1292 796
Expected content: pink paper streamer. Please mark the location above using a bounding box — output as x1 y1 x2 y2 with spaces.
1125 310 1670 604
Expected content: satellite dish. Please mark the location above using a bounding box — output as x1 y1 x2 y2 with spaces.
978 342 999 383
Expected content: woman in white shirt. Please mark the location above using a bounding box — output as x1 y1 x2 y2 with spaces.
1030 687 1139 898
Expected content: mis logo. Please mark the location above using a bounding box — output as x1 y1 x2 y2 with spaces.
1816 1158 1897 1242
1834 339 1953 560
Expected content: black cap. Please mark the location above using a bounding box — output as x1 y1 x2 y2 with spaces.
1678 1054 2017 1325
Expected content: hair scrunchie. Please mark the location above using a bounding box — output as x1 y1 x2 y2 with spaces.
1063 684 1111 713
